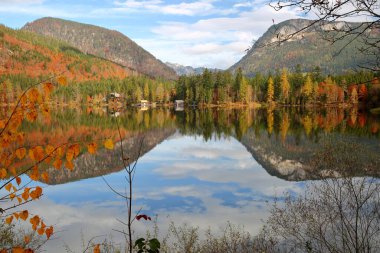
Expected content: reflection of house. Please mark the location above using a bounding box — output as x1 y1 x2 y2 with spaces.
135 100 149 110
175 100 184 111
107 92 122 103
139 100 149 107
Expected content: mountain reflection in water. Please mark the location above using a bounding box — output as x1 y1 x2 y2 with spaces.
11 106 380 252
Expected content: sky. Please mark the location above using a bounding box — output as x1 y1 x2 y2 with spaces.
0 0 323 69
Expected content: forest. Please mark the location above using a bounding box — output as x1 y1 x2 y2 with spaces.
175 67 380 108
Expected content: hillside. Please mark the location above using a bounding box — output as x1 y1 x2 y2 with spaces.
0 24 129 81
23 17 177 80
230 19 379 75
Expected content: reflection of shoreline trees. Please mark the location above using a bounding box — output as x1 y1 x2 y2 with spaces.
175 107 380 142
257 177 380 253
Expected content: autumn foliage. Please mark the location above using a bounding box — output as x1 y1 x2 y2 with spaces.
0 74 115 252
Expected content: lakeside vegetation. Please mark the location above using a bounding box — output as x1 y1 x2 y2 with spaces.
175 67 380 108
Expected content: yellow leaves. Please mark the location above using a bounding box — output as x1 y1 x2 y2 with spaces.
0 168 6 179
57 76 67 86
15 147 26 160
87 142 97 154
5 215 13 225
104 139 114 150
0 120 5 129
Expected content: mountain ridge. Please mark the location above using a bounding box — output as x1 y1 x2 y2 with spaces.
230 18 379 75
166 62 222 76
22 17 177 80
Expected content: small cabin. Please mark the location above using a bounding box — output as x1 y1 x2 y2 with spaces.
175 100 184 111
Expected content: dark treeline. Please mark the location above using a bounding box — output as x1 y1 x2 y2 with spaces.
175 66 380 108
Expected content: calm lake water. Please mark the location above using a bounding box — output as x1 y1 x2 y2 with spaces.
6 107 380 252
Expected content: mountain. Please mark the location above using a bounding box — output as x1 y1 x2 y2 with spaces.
230 19 379 75
0 24 129 81
22 17 177 80
166 62 222 76
45 127 175 185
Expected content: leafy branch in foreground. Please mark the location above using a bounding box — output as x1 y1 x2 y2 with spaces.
0 73 117 252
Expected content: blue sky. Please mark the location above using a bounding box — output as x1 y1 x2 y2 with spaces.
0 0 305 69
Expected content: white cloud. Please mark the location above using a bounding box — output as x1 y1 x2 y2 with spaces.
137 5 301 68
1 0 44 4
113 0 234 16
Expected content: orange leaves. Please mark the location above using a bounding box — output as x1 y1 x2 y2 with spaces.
15 147 26 160
24 235 31 244
93 244 100 253
53 158 62 170
5 215 13 224
104 139 114 150
22 188 30 201
29 146 44 162
5 182 13 192
65 160 74 171
27 88 40 103
57 76 67 86
41 172 49 183
29 215 40 228
12 247 24 253
0 168 6 179
87 142 97 154
45 226 54 239
30 186 42 200
29 166 39 181
19 210 29 221
43 82 54 96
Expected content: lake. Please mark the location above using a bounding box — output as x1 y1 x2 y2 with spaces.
5 106 380 252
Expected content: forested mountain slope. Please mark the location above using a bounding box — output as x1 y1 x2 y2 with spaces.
230 19 379 75
23 17 177 80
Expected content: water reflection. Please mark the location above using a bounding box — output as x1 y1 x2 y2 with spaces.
4 106 380 252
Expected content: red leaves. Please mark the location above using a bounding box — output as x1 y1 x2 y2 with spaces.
136 214 151 221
